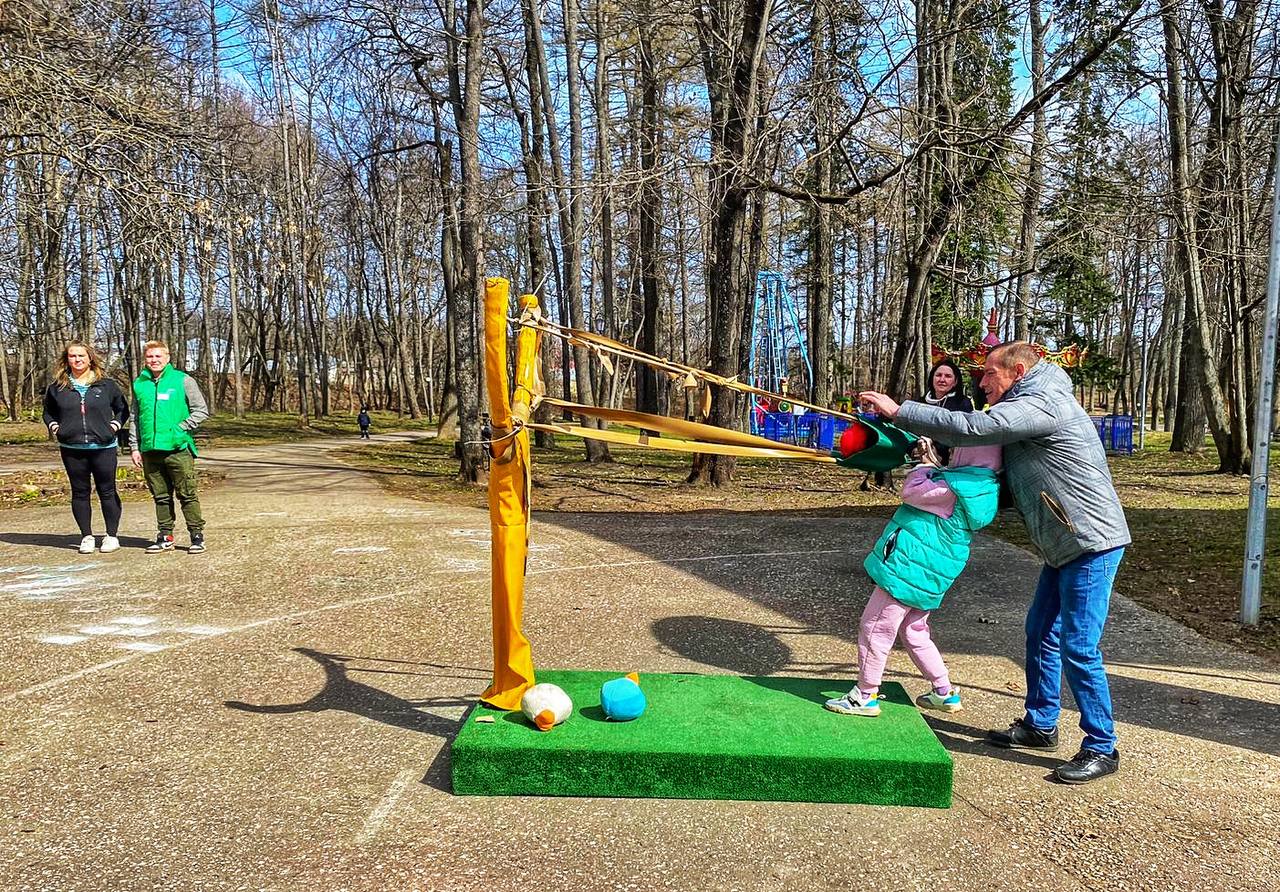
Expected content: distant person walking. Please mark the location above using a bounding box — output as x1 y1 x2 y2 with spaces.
860 342 1131 785
42 342 130 554
357 407 372 439
129 341 209 554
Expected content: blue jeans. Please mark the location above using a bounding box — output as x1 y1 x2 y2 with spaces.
1024 547 1125 753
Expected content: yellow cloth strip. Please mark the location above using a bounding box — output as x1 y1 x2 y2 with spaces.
529 422 837 462
542 397 826 456
480 278 536 711
484 278 514 459
519 311 858 422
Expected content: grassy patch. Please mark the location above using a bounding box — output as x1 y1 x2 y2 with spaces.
0 421 51 446
344 429 1280 664
454 673 951 807
0 464 226 511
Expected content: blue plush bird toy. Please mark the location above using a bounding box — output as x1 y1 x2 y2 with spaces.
600 672 647 721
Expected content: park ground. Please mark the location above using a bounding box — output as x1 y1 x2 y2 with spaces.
0 419 1278 891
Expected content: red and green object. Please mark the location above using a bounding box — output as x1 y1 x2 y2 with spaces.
833 415 920 472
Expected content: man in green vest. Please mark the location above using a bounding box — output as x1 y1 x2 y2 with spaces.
129 340 210 554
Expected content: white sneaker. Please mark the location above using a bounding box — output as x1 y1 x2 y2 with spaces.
915 687 963 712
100 536 120 554
824 689 882 717
78 535 96 554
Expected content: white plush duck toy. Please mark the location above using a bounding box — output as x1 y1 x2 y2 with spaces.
520 683 573 731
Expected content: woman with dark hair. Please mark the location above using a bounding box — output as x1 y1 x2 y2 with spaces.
920 359 973 411
916 359 973 464
42 342 130 554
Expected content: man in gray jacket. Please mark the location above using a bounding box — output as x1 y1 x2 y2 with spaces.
860 341 1130 785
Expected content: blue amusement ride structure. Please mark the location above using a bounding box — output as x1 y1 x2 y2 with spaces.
748 272 847 450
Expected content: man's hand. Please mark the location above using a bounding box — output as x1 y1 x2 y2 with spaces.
131 449 143 470
858 391 901 418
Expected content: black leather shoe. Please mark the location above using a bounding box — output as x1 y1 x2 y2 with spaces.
987 717 1059 751
1054 748 1119 784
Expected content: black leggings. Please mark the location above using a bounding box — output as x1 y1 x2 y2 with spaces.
59 447 122 537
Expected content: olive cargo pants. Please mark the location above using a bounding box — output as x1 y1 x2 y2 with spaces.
141 449 204 535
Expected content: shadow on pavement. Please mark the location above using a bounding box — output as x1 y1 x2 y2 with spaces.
920 715 1063 769
0 531 154 550
652 615 793 676
536 510 1280 758
224 647 485 791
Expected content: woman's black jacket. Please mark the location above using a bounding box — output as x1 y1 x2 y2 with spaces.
42 379 130 447
917 392 974 414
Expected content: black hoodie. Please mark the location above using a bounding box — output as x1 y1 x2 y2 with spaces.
43 378 130 447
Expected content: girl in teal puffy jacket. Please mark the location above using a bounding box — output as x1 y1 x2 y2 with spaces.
825 440 1002 717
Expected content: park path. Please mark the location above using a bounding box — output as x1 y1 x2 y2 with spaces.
0 429 431 475
0 434 1277 892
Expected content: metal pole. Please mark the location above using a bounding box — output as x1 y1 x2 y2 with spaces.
1241 126 1280 625
1138 299 1150 451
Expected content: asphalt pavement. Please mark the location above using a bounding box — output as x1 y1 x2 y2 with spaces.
1 434 1276 891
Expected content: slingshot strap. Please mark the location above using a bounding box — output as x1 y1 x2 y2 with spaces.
517 308 858 422
540 397 826 456
528 421 837 462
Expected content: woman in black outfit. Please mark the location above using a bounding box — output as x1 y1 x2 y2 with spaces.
915 358 973 465
43 342 130 554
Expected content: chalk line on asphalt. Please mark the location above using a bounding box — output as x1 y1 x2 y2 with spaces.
2 547 845 704
355 768 420 845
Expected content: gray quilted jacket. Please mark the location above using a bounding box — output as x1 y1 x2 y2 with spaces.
895 361 1130 568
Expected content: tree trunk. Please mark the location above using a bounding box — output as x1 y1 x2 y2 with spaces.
806 0 834 407
1161 0 1238 467
561 0 610 460
1013 0 1047 341
636 11 662 415
447 0 487 481
687 0 775 485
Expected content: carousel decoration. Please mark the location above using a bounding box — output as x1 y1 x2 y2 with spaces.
932 309 1087 373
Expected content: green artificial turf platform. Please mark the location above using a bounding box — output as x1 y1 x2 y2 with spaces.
451 670 952 808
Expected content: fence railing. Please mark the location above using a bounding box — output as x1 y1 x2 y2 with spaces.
1092 414 1134 454
757 409 1138 455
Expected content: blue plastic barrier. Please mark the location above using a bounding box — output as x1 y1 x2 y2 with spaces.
765 409 1136 455
809 414 851 451
758 411 851 450
1092 414 1134 454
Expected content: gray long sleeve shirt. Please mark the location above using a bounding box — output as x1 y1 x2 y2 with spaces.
894 361 1130 568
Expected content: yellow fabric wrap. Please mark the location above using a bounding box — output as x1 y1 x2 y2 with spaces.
518 311 859 423
541 397 828 456
480 279 536 710
529 421 837 462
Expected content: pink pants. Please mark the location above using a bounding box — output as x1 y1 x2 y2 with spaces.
857 586 951 696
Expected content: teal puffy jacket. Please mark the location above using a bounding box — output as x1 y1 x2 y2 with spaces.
862 466 1001 611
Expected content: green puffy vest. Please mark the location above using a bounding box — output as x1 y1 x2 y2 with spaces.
862 466 1000 611
133 365 197 454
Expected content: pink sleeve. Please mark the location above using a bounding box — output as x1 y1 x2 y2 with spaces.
901 466 956 519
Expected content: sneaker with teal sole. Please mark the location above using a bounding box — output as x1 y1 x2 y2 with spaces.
915 688 963 712
824 690 881 717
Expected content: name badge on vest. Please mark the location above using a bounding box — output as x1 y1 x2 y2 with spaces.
157 391 171 400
